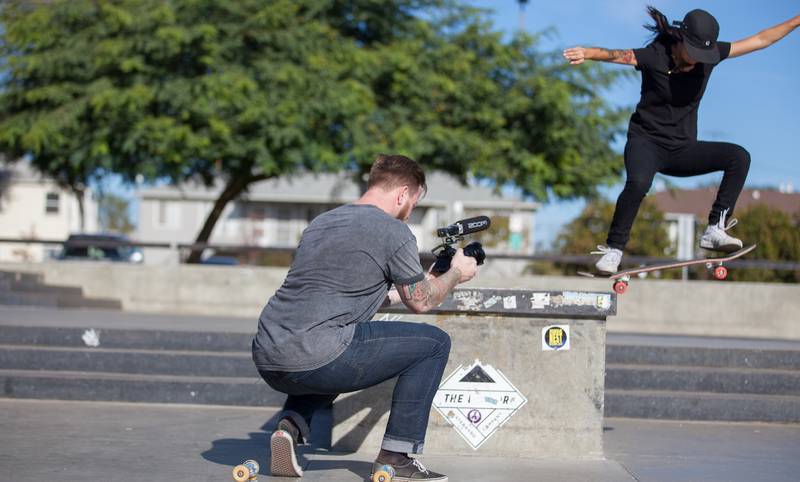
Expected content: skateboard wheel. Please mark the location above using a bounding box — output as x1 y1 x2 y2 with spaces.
713 266 728 280
372 464 395 482
613 281 628 294
233 460 260 481
243 460 259 480
232 465 251 482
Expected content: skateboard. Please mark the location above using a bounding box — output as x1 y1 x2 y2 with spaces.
372 464 396 482
232 459 260 482
578 244 757 294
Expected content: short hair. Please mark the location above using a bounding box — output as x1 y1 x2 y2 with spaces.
367 154 427 195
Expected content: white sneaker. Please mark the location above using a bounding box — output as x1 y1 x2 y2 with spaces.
270 429 303 477
592 245 623 274
699 209 743 253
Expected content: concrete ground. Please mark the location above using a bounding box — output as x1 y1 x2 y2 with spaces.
1 398 799 482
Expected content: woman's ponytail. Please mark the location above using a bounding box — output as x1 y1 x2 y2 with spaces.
644 5 682 43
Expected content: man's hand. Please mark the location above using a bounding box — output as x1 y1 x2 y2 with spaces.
449 248 478 283
397 248 479 313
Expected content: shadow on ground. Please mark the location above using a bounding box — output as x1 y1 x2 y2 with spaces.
202 405 376 480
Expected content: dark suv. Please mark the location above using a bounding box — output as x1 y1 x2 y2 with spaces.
58 234 144 263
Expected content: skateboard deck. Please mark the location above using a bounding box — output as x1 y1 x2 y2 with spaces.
578 244 757 294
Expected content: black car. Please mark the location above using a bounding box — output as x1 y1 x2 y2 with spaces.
59 234 144 263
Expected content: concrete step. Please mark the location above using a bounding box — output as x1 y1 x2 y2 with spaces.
0 270 44 286
0 345 257 377
0 291 121 310
3 283 84 297
0 291 58 307
0 325 252 351
606 344 800 370
0 369 284 407
606 364 800 396
604 389 800 423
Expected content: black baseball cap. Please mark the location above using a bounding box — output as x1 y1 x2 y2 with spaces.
673 9 720 64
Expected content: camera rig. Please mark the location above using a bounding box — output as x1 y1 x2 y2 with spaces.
430 216 491 273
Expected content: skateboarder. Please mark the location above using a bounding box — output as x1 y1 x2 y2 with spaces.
252 154 478 481
563 7 799 274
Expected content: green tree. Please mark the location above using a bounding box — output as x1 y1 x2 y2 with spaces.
1 0 628 262
552 197 673 274
724 205 800 283
97 192 134 235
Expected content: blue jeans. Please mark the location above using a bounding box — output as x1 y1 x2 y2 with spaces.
254 320 451 454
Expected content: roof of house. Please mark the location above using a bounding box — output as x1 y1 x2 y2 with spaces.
653 188 800 216
0 161 51 184
139 171 538 211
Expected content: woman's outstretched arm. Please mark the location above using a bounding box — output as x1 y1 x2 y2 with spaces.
729 14 799 58
563 47 638 66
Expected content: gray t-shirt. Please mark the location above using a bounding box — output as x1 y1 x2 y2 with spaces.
252 204 425 371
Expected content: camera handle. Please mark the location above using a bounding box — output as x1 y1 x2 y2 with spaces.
430 242 485 274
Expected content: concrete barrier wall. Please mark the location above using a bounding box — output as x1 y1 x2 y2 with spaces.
330 288 613 458
2 260 799 339
331 314 607 458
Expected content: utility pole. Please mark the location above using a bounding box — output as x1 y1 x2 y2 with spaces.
517 0 529 32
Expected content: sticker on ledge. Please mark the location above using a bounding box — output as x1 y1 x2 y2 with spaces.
596 294 612 310
502 296 517 310
433 359 528 450
483 295 501 309
453 290 483 311
542 325 570 351
530 293 550 309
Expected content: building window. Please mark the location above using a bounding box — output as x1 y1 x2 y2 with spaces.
153 199 181 229
157 200 167 226
276 205 293 246
45 192 60 214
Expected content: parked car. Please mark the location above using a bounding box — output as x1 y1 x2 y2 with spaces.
58 234 144 263
200 255 239 266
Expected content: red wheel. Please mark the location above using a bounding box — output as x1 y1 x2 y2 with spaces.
713 265 728 280
613 281 628 294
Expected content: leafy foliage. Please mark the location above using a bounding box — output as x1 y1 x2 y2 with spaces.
723 205 800 283
552 197 673 274
1 0 629 260
97 192 134 235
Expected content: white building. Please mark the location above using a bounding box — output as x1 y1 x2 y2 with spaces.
0 162 98 262
137 171 538 265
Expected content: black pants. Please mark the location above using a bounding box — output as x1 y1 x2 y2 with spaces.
607 136 750 250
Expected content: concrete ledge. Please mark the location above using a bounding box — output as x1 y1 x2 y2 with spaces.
332 290 609 458
3 261 798 339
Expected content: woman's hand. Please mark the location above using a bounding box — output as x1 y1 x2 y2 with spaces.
563 46 588 65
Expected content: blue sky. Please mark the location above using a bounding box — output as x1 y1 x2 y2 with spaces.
467 0 799 248
101 1 798 247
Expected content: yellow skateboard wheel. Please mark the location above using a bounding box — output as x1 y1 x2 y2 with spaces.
232 464 251 482
232 459 260 481
372 464 395 482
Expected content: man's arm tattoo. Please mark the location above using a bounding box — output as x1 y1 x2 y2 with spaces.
408 280 434 303
401 268 460 311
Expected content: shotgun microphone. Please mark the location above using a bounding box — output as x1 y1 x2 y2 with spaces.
436 216 491 238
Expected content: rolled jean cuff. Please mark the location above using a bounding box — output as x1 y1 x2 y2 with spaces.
281 410 311 444
382 435 424 454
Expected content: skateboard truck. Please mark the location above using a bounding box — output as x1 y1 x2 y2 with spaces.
232 459 260 481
